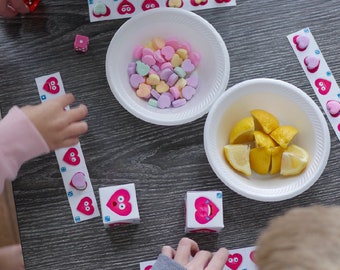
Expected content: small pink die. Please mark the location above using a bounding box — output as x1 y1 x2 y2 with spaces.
74 34 89 53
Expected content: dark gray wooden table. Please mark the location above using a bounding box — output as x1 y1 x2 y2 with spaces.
1 1 340 269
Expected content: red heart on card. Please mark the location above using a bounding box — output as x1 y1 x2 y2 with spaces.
63 148 80 166
106 189 132 216
76 196 94 215
141 0 160 11
194 197 219 224
144 266 152 270
250 250 256 263
226 253 243 270
43 77 60 94
315 78 331 95
293 35 309 51
304 56 320 73
117 0 135 15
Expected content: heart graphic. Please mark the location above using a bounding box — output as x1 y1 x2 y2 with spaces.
144 266 152 270
77 196 95 215
190 0 208 6
215 0 231 2
166 0 183 7
63 148 81 166
93 2 110 17
315 78 331 95
293 35 309 51
326 100 340 117
117 0 135 15
142 0 160 11
106 189 132 216
250 250 256 263
225 253 243 270
70 172 87 191
304 56 320 73
194 197 219 224
43 77 60 94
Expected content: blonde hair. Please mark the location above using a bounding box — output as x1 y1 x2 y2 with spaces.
255 205 340 270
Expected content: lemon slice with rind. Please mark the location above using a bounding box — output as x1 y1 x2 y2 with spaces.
224 144 251 176
229 116 255 144
280 144 309 176
270 146 284 175
251 109 280 134
249 147 272 175
270 125 298 148
254 130 277 148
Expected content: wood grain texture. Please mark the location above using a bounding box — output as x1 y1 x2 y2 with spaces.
1 0 340 269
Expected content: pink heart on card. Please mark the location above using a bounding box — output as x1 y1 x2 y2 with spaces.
304 56 320 73
293 35 309 51
106 189 132 216
315 78 331 95
117 0 135 15
144 266 152 270
326 100 340 117
194 197 219 224
43 77 60 94
226 253 243 270
141 0 160 11
250 250 256 263
63 148 81 166
77 196 95 215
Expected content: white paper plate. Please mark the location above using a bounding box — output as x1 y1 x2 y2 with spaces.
204 78 330 202
106 8 230 125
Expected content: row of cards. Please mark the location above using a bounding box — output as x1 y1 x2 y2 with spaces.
88 0 236 22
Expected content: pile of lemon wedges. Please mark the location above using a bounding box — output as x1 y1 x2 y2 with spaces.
224 109 309 176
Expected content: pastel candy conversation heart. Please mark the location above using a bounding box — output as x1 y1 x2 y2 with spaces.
191 0 208 6
136 61 150 76
167 0 183 8
77 196 95 215
226 253 243 270
63 147 81 166
129 73 144 88
194 197 219 224
106 189 132 216
304 56 320 73
326 100 340 116
70 172 87 191
181 59 195 73
315 78 331 95
43 77 60 94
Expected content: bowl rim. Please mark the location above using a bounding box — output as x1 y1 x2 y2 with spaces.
105 7 230 126
204 78 331 202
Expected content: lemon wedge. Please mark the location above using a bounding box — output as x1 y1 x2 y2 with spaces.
280 144 309 176
254 130 277 148
249 147 272 175
270 146 284 175
270 125 298 148
229 116 255 144
251 109 280 134
224 144 251 176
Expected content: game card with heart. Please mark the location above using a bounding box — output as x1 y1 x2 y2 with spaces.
35 72 100 223
287 28 340 143
88 0 236 22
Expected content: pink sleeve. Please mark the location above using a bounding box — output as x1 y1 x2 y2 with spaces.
0 106 50 193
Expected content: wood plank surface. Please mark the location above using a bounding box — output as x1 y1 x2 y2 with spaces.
1 0 340 269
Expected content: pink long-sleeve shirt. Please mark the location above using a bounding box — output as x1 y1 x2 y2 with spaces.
0 106 49 193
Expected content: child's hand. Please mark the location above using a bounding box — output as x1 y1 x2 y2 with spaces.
0 0 30 18
161 237 229 270
21 93 88 151
0 244 24 270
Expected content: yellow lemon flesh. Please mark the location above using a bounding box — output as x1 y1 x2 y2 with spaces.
253 130 277 148
270 125 298 148
280 144 309 176
270 146 284 175
229 116 255 144
251 109 280 134
249 147 271 175
224 144 251 176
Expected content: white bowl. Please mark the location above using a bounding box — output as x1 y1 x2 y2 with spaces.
106 8 229 126
204 78 330 202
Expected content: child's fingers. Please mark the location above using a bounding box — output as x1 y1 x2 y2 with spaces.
174 238 199 266
186 250 213 270
66 104 88 123
9 0 29 13
54 93 76 108
161 246 176 259
63 122 88 139
204 248 229 270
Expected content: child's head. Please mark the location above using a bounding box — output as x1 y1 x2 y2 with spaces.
255 205 340 269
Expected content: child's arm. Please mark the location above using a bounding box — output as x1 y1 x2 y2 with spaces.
152 238 228 270
0 94 88 194
0 0 29 18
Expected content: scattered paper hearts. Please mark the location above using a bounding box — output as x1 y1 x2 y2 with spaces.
77 196 95 215
43 77 60 94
